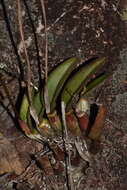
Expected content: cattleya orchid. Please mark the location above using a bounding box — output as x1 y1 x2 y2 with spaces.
18 56 109 177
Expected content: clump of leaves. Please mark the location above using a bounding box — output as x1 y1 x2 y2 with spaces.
19 56 109 144
18 55 109 188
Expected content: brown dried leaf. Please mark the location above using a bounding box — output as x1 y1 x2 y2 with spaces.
88 104 106 140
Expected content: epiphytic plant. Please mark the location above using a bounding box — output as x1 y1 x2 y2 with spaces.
19 57 109 142
18 56 109 182
1 0 110 188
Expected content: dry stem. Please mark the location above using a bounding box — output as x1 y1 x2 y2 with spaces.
40 0 50 113
17 0 40 125
17 0 32 104
61 101 75 190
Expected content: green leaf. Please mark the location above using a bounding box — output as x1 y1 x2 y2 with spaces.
82 73 110 96
32 90 44 117
19 94 29 122
61 57 107 110
47 57 80 112
26 109 45 141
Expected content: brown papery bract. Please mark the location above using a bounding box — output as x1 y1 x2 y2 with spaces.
88 104 106 140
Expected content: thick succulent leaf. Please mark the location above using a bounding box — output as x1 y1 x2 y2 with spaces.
27 109 34 130
19 91 43 141
19 94 29 122
30 57 79 115
47 57 80 113
61 57 106 110
32 90 44 117
82 73 110 96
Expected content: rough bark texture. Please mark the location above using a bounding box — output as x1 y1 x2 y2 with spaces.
0 0 127 189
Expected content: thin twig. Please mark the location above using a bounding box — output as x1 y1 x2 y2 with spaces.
40 0 50 113
38 6 73 38
61 101 75 190
17 0 40 125
17 0 32 104
40 0 48 82
22 0 42 85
